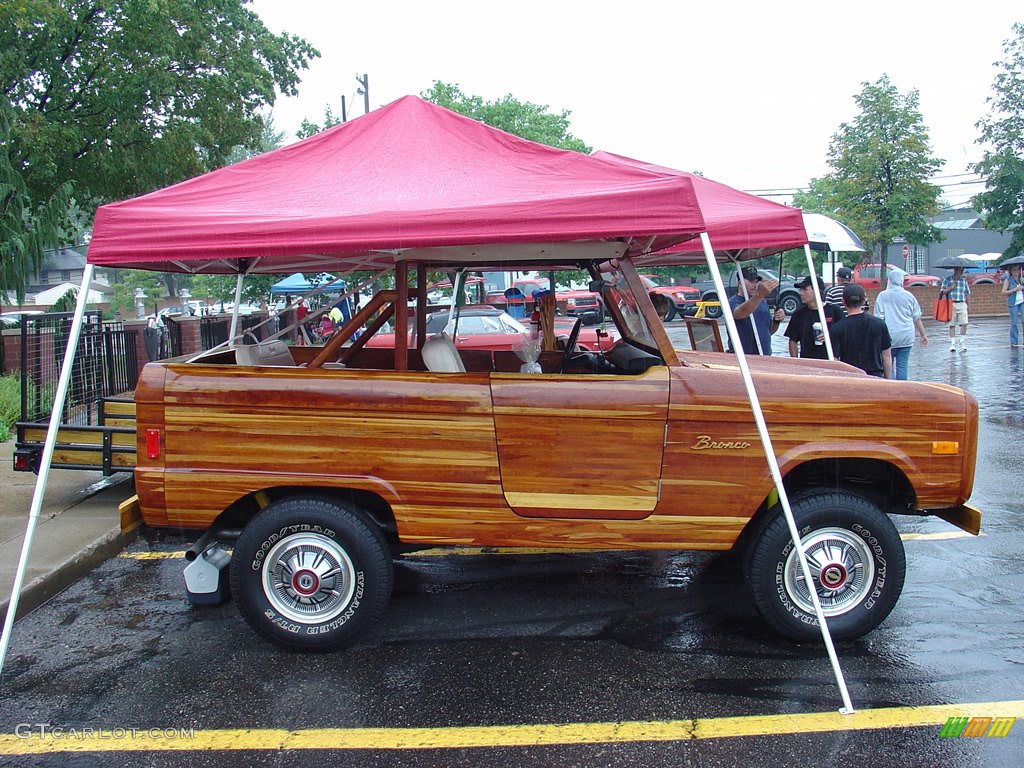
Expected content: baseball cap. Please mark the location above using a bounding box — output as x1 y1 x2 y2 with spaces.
842 283 867 303
740 266 761 281
836 267 853 280
795 275 826 292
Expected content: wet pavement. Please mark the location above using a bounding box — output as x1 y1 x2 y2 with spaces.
0 316 1021 766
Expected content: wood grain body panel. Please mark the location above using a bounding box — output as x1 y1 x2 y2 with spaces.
491 368 669 519
151 365 501 529
132 353 975 550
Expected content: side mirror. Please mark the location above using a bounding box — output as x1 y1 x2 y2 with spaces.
588 279 608 294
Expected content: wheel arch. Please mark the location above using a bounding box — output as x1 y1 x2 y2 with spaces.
205 485 399 546
733 456 915 556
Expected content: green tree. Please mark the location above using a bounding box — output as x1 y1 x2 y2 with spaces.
973 22 1024 260
296 105 343 140
793 75 943 269
224 113 288 165
1 100 72 306
421 81 591 152
1 0 318 211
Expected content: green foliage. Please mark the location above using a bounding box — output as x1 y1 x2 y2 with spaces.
1 0 318 211
1 101 73 305
296 105 343 140
0 374 20 442
974 22 1024 260
421 82 591 152
793 75 943 262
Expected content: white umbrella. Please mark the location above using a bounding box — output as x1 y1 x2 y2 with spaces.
802 212 867 252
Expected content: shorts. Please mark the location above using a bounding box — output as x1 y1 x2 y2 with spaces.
949 301 968 326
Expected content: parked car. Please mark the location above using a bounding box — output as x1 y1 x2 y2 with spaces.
693 268 802 318
0 310 44 327
366 306 616 352
505 278 605 325
964 266 1004 285
639 274 700 321
849 263 941 289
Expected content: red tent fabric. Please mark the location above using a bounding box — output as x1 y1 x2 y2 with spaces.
591 151 807 265
87 97 706 274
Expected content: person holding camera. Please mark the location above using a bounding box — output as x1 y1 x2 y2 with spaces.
786 275 842 360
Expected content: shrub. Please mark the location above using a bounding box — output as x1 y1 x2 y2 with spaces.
0 374 21 442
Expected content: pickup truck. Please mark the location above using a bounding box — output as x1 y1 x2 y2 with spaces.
693 268 802 318
18 259 980 653
639 274 700 321
849 263 941 289
487 278 604 325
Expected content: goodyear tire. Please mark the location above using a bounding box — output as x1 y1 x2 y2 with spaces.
230 496 393 651
748 491 905 642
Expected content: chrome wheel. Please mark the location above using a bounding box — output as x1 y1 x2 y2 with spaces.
261 533 356 624
783 527 874 617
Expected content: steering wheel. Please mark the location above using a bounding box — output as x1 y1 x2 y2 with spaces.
559 317 584 373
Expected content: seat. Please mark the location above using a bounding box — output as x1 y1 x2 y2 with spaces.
421 332 466 372
234 340 296 367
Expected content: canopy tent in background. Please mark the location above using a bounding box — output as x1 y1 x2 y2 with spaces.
269 272 341 295
86 96 707 275
593 151 809 265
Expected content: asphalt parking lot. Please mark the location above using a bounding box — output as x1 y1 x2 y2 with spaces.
0 316 1021 766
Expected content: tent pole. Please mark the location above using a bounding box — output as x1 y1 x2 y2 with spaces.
804 244 835 360
701 235 854 714
228 272 245 345
0 264 95 677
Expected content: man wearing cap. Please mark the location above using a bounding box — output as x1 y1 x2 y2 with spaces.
785 275 843 359
823 266 859 317
830 283 892 378
727 266 785 355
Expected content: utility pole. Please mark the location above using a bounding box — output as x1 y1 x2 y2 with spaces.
355 73 369 114
341 95 347 123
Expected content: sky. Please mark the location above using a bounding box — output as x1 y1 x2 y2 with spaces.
248 1 1020 210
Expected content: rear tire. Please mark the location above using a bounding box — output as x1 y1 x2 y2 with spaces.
703 294 722 319
230 495 393 651
748 491 905 642
779 293 800 316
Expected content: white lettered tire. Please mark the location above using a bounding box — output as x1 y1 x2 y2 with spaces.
748 491 906 641
230 496 393 651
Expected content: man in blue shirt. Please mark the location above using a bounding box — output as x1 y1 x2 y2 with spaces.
727 266 785 355
939 266 971 352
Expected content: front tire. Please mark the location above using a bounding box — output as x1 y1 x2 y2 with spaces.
230 495 393 651
747 491 905 642
703 294 722 319
779 292 800 316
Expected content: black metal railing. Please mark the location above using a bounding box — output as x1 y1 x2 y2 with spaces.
19 312 138 425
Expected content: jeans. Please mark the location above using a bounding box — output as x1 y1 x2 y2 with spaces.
1010 301 1024 346
891 346 911 381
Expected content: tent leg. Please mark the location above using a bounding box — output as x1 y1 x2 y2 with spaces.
0 264 95 677
228 272 245 345
701 234 854 714
804 243 836 360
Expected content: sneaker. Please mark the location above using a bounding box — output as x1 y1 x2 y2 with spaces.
950 341 957 351
959 341 967 352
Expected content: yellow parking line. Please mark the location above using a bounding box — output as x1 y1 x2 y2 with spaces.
1 700 1021 754
901 530 982 541
118 551 186 560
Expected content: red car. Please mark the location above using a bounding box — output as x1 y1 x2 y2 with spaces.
365 306 617 352
640 274 700 320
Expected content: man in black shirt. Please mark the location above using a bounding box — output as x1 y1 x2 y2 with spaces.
785 275 843 359
830 283 892 378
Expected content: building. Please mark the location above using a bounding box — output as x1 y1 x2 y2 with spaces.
886 208 1013 273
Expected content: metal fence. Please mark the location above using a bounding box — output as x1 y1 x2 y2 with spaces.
199 315 264 350
19 312 138 425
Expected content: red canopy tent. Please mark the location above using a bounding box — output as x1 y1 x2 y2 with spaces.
87 96 708 274
590 150 807 264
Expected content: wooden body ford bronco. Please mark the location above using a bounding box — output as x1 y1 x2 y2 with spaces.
131 258 979 650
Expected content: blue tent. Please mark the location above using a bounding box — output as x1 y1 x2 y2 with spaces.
270 272 343 295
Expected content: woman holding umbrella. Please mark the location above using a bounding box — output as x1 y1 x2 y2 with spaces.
1001 259 1024 347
